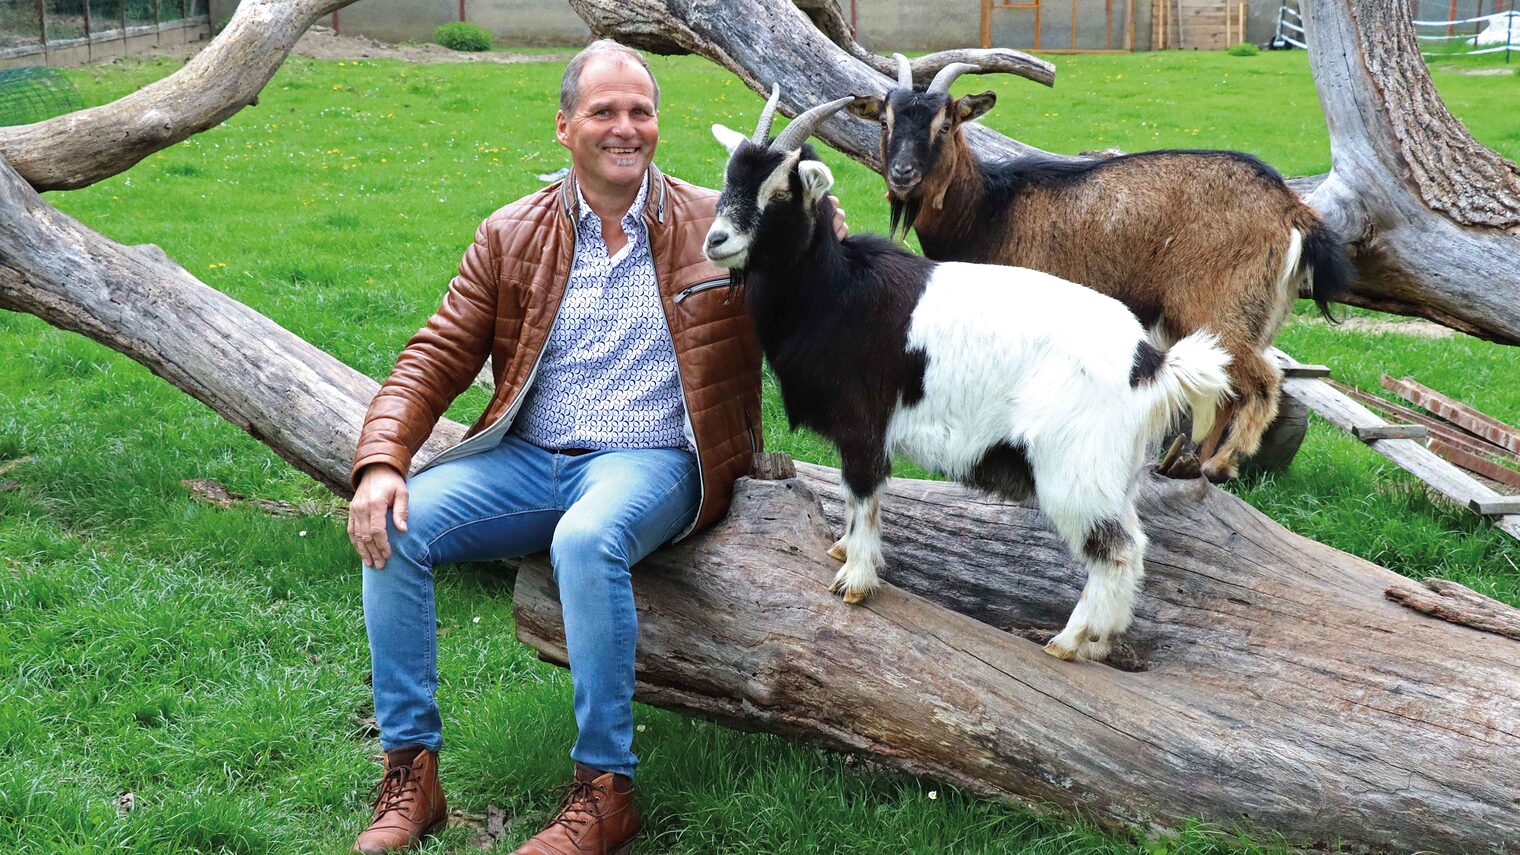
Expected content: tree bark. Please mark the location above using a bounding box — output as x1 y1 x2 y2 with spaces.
515 465 1520 854
1303 0 1520 344
571 0 1520 345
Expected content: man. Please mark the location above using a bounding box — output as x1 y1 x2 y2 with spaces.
347 41 844 854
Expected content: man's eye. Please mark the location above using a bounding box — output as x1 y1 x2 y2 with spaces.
596 109 611 117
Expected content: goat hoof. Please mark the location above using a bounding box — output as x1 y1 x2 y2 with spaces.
830 564 877 604
1042 639 1077 661
826 540 847 562
1044 630 1110 662
1201 461 1237 483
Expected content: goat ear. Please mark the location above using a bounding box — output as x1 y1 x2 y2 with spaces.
846 95 884 121
797 160 835 205
712 123 747 156
955 91 996 123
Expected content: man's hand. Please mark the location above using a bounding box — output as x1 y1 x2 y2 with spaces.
349 464 408 570
828 194 849 240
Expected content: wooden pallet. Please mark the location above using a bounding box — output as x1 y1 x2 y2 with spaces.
1272 348 1520 542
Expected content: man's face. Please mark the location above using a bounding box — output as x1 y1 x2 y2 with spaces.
556 57 659 196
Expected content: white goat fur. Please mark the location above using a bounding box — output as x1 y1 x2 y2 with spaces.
788 161 1231 661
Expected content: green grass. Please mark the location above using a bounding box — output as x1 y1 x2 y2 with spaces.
1 50 1517 852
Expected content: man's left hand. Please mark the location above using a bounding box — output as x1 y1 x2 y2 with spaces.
828 195 848 240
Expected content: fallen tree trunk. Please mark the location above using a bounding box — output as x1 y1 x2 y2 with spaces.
570 0 1520 345
515 463 1520 853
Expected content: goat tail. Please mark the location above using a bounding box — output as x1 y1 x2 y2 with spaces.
1294 212 1356 324
1136 330 1234 444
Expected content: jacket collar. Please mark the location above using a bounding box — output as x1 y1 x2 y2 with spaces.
559 164 668 229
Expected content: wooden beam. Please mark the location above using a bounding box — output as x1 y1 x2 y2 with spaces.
1382 376 1520 456
1329 381 1520 462
1429 439 1520 490
1352 423 1428 441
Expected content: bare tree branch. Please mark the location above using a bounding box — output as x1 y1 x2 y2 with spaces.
0 0 361 192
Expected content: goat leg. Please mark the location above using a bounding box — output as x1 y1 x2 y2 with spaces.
829 490 883 604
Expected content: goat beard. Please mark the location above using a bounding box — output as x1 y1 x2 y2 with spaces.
726 267 747 299
889 195 922 243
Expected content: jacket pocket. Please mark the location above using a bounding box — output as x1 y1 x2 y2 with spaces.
673 276 732 305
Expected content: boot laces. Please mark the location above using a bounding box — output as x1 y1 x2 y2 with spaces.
368 764 419 820
548 779 604 837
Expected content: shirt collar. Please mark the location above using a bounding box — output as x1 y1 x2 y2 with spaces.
575 172 650 234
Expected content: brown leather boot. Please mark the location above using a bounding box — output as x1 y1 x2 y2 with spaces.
512 763 640 855
352 747 448 854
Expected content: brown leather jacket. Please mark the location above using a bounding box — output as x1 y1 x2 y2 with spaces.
352 165 763 537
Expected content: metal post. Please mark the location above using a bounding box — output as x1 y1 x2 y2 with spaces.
37 0 46 48
1507 3 1513 62
83 0 94 61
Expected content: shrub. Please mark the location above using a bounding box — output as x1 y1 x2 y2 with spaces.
435 22 493 52
1226 42 1260 57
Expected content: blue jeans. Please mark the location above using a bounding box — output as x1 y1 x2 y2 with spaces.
362 434 700 779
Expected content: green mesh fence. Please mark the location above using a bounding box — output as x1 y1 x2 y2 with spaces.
0 66 83 127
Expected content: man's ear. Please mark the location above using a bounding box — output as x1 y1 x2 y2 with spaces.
798 160 835 206
955 91 996 123
846 95 884 121
712 123 747 156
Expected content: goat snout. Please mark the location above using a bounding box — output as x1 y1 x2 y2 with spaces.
706 229 731 251
887 163 920 192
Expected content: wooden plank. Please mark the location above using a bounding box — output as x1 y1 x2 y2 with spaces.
1382 376 1520 456
1283 363 1332 378
1429 439 1520 490
1471 497 1520 516
1330 381 1519 462
1272 350 1518 544
1352 424 1429 441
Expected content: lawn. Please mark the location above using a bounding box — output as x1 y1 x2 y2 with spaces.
1 48 1517 853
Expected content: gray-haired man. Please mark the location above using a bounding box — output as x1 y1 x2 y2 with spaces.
348 40 845 854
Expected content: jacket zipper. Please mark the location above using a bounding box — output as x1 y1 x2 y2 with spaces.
416 211 577 474
673 276 730 304
655 263 706 542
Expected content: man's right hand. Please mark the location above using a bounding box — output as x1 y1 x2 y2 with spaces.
349 464 408 570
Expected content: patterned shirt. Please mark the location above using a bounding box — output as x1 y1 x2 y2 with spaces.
511 175 689 450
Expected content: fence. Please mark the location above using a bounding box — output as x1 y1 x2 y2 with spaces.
0 0 212 68
1413 3 1518 61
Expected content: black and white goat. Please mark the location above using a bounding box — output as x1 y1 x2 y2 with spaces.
704 90 1232 661
844 56 1355 483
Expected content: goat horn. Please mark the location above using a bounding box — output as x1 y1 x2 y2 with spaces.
771 95 856 152
892 52 914 88
927 62 978 94
752 83 782 144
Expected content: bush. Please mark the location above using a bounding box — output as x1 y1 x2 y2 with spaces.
435 22 493 52
1226 42 1260 57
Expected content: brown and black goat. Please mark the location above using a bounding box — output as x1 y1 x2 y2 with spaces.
844 56 1353 482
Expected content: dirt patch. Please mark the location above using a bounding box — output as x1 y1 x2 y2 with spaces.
1436 65 1517 76
1336 317 1455 338
132 25 575 65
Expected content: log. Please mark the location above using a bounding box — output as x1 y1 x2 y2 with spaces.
514 464 1520 852
571 0 1520 345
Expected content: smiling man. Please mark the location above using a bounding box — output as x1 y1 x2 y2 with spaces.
344 41 840 855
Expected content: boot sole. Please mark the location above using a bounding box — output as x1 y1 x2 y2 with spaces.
610 843 633 855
